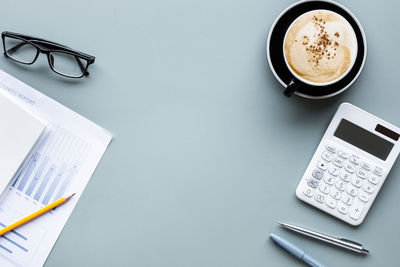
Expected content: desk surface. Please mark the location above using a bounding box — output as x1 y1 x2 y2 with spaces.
1 0 399 266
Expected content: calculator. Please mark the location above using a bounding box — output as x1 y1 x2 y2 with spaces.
296 103 400 225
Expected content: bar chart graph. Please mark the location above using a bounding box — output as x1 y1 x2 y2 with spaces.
10 125 90 206
0 202 46 266
0 222 28 253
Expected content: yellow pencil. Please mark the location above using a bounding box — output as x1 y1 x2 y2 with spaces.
0 193 76 236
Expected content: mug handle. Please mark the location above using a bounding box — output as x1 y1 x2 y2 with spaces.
283 78 300 97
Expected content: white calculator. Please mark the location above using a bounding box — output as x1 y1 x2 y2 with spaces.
296 103 400 225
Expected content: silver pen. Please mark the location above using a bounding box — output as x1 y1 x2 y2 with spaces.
278 222 369 255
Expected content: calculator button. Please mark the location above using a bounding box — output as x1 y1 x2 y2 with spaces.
330 189 341 200
319 183 330 194
317 160 328 171
351 177 363 188
324 176 335 185
361 162 371 171
326 145 336 154
342 195 353 206
326 197 337 209
373 167 383 176
322 151 334 162
356 169 368 179
307 179 319 189
337 150 349 159
340 172 351 183
312 169 324 180
335 180 347 191
346 186 358 197
358 192 370 203
337 203 348 214
349 155 360 165
333 158 344 168
314 193 326 203
349 203 364 220
303 188 314 197
329 166 340 176
367 176 379 185
344 163 355 173
363 183 375 194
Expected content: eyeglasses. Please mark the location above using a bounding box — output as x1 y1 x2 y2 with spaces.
1 31 95 78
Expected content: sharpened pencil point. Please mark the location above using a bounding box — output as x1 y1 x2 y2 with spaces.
66 193 76 200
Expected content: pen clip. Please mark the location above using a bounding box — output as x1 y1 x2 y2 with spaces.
338 237 362 247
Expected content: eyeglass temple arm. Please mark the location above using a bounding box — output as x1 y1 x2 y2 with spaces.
5 42 28 56
74 56 89 75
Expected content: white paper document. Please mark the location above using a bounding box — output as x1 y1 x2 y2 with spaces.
0 70 112 267
0 92 46 195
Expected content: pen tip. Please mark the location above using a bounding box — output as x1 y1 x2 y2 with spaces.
362 249 369 255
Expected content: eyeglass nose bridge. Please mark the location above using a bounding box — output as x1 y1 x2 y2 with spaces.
24 45 59 67
38 48 51 55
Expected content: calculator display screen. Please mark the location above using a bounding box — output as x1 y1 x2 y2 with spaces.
334 119 394 160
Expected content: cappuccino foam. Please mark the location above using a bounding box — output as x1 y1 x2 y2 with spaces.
284 10 358 84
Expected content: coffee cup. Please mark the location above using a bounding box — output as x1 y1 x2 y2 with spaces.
266 1 367 99
283 9 357 96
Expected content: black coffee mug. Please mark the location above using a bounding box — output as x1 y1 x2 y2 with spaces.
266 0 367 99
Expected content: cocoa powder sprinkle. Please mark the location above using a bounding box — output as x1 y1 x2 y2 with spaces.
300 15 341 67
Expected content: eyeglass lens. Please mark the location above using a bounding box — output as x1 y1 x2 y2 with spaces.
49 52 88 78
4 36 38 64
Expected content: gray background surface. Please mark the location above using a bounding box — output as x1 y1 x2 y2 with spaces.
0 0 399 266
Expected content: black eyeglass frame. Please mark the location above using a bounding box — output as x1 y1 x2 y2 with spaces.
1 31 95 78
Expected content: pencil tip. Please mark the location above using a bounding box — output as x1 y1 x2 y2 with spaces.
66 193 76 200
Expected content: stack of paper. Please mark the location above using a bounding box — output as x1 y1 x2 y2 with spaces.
0 92 46 196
